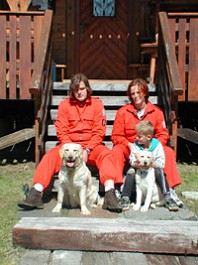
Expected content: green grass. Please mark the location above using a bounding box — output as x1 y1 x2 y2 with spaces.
0 162 34 265
176 163 198 216
0 162 197 264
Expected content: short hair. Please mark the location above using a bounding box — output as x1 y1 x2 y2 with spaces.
127 78 149 102
68 73 92 99
135 120 154 136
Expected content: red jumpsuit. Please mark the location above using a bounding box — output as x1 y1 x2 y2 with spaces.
33 97 117 188
111 101 181 188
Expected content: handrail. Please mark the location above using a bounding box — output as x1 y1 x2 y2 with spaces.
30 10 53 95
29 9 54 164
157 12 184 152
158 12 183 96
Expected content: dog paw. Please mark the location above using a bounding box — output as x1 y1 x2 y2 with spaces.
81 206 91 215
132 204 140 211
141 206 149 212
52 204 62 213
97 196 104 206
150 203 156 209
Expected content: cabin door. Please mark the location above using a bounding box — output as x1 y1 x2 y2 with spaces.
78 0 129 79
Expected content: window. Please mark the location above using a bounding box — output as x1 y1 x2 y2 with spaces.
93 0 115 17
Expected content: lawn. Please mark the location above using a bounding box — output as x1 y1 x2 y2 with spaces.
0 162 197 264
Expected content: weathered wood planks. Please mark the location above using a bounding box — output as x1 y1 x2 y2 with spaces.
13 217 198 254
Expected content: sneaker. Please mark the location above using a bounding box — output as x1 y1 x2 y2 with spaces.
18 187 43 210
165 197 179 211
170 188 184 207
121 196 131 211
102 189 123 212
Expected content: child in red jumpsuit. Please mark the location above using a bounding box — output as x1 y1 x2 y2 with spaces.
18 73 122 212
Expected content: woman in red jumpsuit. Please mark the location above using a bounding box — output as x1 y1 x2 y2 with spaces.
18 73 122 212
111 78 182 205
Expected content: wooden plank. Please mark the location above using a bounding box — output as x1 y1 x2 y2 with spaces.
177 128 198 144
45 141 113 153
9 15 17 99
0 128 35 150
188 18 198 101
178 18 187 101
13 217 198 254
19 15 32 99
179 255 198 265
146 254 180 265
59 80 156 92
33 15 44 58
159 12 183 96
51 95 157 107
0 15 7 98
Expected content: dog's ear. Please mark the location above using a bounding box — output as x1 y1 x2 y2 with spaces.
135 152 140 161
79 146 83 160
59 146 65 159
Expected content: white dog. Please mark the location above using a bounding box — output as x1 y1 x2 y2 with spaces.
52 143 100 215
129 150 163 212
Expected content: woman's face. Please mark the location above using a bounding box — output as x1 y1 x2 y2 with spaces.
130 85 146 108
73 81 88 102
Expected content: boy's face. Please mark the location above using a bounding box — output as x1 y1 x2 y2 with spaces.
73 81 88 102
136 133 152 146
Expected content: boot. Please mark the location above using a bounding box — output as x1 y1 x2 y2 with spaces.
18 187 43 210
102 189 123 212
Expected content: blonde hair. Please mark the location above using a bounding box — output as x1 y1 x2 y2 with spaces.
135 120 154 136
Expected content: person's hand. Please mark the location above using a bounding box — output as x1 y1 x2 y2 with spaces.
83 150 89 163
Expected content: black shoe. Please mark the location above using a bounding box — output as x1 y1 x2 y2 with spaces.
121 196 131 211
102 189 123 212
18 187 43 210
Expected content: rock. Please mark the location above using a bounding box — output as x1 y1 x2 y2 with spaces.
182 191 198 201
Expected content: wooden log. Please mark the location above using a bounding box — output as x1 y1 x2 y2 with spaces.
13 217 198 254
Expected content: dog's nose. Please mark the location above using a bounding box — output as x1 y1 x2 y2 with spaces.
68 155 73 160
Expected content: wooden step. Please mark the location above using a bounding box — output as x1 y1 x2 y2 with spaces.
54 80 156 91
50 109 118 122
51 95 157 107
13 217 198 254
45 141 113 152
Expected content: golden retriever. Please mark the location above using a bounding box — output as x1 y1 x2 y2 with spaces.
52 143 100 215
129 150 163 212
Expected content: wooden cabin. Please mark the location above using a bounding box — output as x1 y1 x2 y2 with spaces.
0 0 198 164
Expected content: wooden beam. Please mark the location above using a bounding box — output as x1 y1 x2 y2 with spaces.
178 128 198 144
13 217 198 254
0 128 35 150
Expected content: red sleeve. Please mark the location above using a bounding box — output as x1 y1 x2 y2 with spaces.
55 99 72 144
111 108 130 147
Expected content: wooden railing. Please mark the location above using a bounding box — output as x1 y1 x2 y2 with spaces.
30 10 53 165
0 10 54 164
157 12 183 151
